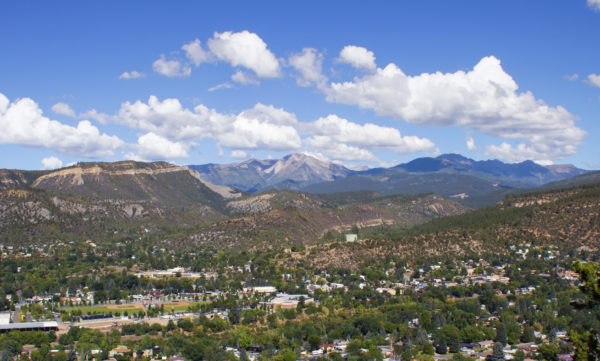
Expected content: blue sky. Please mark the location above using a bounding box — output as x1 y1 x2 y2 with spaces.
1 0 599 170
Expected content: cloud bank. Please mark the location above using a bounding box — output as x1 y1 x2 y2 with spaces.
113 95 432 163
324 55 585 163
116 97 302 159
17 32 588 166
148 33 586 165
0 93 124 158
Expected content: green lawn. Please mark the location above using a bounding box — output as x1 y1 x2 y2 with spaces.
62 304 145 316
62 301 205 315
158 302 206 312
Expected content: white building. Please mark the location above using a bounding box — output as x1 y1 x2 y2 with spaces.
345 234 358 242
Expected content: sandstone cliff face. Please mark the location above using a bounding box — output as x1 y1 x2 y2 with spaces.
0 161 241 244
0 169 48 190
0 161 240 206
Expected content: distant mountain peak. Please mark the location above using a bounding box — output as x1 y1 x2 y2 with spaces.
189 153 351 193
264 153 349 181
278 153 330 167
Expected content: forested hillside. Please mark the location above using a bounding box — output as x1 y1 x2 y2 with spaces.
293 183 600 270
180 191 467 250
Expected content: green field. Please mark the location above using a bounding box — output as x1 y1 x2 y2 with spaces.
62 302 205 315
62 304 144 316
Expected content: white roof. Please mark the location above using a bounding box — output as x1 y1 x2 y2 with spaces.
249 286 277 293
0 312 11 325
0 321 58 330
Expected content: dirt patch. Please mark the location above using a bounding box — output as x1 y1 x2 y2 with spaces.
121 335 144 342
158 301 189 308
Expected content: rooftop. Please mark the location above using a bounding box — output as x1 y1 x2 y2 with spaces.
0 321 58 332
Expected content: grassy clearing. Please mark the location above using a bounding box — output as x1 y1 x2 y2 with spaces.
62 304 144 315
62 301 206 315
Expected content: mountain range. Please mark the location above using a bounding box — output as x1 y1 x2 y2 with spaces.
0 160 466 248
0 154 598 260
189 153 589 207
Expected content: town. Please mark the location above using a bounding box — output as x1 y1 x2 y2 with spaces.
0 238 590 361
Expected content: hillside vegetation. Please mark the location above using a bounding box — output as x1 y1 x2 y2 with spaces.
0 188 225 244
178 191 467 250
291 183 600 270
4 160 596 258
0 162 468 247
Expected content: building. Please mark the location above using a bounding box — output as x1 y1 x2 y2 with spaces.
263 294 314 309
345 234 358 242
0 312 11 325
243 286 277 293
0 321 59 334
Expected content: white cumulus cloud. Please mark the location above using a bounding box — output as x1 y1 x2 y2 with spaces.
51 102 76 117
152 54 191 77
485 142 556 165
117 95 227 140
325 55 585 163
337 45 376 71
588 74 600 88
129 132 189 160
288 48 327 87
116 96 301 152
41 156 63 170
588 0 600 11
80 109 112 124
240 103 298 126
220 116 300 151
182 39 211 66
218 104 301 151
306 114 434 154
303 140 378 163
207 30 281 78
0 93 124 157
119 70 146 80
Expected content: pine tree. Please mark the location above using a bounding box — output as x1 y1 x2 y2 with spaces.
435 337 447 355
573 261 600 359
520 326 535 343
492 342 505 360
447 329 460 354
495 323 507 346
